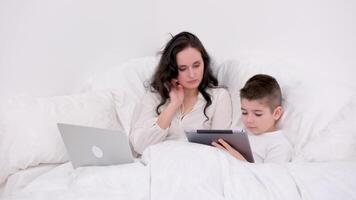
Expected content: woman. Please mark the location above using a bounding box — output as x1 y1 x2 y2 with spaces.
130 31 232 155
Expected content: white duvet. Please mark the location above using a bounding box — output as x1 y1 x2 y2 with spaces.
3 141 356 200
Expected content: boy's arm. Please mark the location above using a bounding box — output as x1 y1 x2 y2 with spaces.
264 144 293 163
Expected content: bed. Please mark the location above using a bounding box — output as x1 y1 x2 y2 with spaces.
1 56 355 200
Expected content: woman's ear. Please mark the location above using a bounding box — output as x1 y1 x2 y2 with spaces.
272 106 283 121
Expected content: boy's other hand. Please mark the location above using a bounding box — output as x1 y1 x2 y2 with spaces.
212 139 247 161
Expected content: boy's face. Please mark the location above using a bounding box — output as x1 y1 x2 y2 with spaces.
240 98 283 135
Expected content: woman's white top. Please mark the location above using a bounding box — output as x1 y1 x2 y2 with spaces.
248 130 293 163
130 87 232 154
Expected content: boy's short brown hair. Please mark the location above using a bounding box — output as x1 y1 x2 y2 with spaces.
240 74 282 111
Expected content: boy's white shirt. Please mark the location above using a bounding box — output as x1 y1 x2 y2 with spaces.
248 130 293 163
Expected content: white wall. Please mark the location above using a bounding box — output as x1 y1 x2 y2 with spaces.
154 0 356 85
0 0 157 100
1 0 355 100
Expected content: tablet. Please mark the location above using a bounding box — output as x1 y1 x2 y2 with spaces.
185 129 254 163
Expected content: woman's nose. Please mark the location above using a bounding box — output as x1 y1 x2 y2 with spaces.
188 67 195 77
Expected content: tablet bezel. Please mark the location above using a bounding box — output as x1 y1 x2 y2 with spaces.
185 129 254 163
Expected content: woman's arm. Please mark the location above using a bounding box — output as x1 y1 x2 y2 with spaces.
130 83 184 155
129 92 170 155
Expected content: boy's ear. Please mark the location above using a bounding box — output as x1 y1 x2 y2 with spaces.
272 106 283 120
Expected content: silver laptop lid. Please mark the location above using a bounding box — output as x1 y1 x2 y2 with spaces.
57 123 134 168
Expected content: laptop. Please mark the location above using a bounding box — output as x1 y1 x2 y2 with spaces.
185 129 254 163
57 123 134 168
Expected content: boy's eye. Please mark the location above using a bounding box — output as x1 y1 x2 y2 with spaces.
241 112 248 115
255 113 263 117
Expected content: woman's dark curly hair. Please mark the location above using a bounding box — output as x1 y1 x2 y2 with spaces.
150 31 218 120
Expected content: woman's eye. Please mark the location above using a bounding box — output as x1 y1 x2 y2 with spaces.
241 112 248 115
178 67 186 71
193 64 200 68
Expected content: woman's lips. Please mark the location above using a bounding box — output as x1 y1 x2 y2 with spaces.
187 79 198 83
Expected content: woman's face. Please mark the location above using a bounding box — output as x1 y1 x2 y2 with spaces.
175 47 204 90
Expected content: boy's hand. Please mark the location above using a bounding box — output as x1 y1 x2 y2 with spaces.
212 139 247 161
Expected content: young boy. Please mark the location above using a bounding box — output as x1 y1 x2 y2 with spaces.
213 74 293 163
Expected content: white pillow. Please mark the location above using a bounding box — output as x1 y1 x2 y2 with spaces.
280 82 356 161
216 58 356 161
216 59 302 130
0 90 121 185
82 56 356 162
50 91 121 130
83 56 158 134
294 96 356 161
0 97 63 185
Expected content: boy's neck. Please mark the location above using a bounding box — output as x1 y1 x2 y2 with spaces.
266 125 278 133
263 129 280 134
258 126 279 135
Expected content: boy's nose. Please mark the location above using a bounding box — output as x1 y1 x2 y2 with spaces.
246 115 254 123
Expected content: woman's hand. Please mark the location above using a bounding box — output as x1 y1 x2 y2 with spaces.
212 139 247 161
156 79 184 129
169 79 184 107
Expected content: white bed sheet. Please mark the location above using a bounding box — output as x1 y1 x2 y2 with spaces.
2 142 356 200
0 183 4 197
2 161 149 200
0 164 58 198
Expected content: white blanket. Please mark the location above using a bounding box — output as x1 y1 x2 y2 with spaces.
3 142 356 200
146 142 356 200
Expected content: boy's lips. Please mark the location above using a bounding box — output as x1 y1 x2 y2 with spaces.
247 127 257 129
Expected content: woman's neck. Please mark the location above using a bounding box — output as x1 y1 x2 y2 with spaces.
180 88 199 117
184 88 199 98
